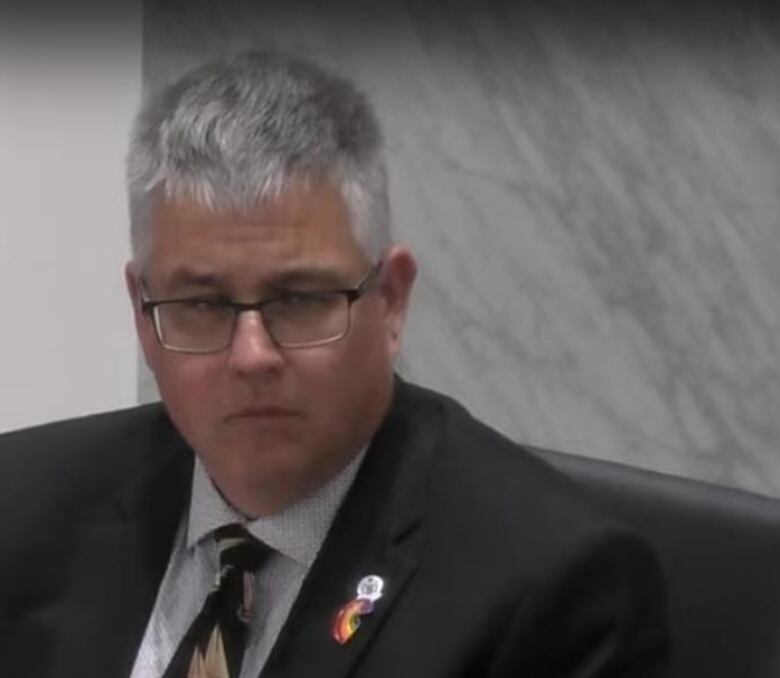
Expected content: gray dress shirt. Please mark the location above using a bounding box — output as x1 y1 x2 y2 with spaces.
129 449 366 678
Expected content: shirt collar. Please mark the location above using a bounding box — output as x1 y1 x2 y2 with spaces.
187 447 367 568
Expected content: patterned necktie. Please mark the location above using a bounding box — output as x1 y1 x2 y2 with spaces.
163 524 271 678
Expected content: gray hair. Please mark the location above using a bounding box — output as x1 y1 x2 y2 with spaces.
126 50 391 265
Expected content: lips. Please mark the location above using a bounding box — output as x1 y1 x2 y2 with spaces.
226 406 300 421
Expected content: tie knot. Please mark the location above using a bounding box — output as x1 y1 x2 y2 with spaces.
214 523 271 574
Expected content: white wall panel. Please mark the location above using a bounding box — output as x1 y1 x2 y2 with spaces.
0 4 142 432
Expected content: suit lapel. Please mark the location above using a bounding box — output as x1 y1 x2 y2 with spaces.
41 408 193 678
106 427 193 676
262 379 440 678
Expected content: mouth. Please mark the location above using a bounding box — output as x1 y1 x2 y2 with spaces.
226 406 301 421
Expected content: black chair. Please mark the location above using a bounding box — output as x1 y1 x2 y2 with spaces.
535 447 780 678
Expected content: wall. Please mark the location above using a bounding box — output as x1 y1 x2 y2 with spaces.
139 0 780 496
0 3 143 432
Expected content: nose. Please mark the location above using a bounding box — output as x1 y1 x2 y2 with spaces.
225 310 285 375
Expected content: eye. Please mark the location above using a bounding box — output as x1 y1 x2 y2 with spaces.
172 295 230 309
183 298 225 309
165 298 233 321
278 292 338 307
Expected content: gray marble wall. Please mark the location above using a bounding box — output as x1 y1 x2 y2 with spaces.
140 0 780 497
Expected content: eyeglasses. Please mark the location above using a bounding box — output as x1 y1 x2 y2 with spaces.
141 262 382 354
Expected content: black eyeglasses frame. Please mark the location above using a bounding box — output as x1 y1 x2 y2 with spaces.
139 260 383 354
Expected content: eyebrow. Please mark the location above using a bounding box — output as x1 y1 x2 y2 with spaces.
161 268 224 291
267 267 355 290
159 265 358 294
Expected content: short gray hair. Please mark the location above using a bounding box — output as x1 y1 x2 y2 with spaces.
126 50 391 265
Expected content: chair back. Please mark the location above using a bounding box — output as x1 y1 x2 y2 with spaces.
536 448 780 678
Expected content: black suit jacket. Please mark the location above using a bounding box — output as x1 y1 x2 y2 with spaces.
0 379 668 677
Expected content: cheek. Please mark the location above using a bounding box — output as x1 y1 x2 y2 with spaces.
352 305 395 370
294 321 388 408
137 315 161 370
325 314 393 407
153 355 223 419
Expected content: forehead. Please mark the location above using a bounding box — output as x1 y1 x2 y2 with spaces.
144 180 369 286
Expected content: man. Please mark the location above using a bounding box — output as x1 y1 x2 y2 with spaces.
0 51 667 677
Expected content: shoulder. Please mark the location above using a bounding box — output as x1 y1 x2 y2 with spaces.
0 402 175 473
398 380 656 574
0 404 188 535
391 381 668 672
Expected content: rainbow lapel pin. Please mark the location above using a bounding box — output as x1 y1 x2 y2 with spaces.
332 575 385 645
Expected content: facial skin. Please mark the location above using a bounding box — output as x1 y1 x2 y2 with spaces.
126 180 417 518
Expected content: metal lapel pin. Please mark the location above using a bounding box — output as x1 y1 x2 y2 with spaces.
332 575 385 644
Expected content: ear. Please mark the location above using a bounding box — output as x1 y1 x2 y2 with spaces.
125 261 157 369
376 246 417 357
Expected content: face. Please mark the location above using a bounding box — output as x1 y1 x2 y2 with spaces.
126 180 416 517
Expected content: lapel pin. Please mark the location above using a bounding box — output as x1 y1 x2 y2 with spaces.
332 575 385 645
